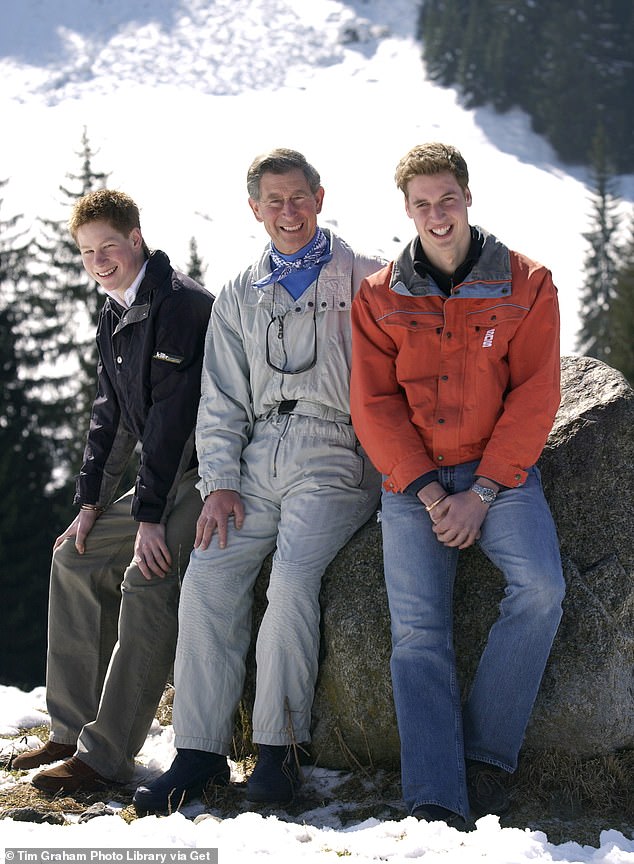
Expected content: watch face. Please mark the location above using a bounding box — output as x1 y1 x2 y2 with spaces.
472 484 496 503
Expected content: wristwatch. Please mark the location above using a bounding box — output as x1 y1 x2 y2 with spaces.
470 483 498 505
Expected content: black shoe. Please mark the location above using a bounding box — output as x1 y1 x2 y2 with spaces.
411 804 471 831
133 749 229 813
466 760 510 817
246 745 300 804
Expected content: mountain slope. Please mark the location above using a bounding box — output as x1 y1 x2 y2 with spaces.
1 0 633 353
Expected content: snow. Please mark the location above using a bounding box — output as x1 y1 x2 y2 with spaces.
1 0 633 858
1 687 633 862
1 0 633 355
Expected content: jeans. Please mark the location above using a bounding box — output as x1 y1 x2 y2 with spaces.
381 461 564 818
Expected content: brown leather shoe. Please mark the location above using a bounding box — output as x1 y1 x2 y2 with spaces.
12 741 76 771
32 756 110 793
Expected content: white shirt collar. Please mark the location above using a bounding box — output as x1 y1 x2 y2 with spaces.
104 259 149 309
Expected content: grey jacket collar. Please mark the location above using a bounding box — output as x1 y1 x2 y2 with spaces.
390 228 512 298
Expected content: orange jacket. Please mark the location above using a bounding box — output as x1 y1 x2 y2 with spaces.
350 231 561 493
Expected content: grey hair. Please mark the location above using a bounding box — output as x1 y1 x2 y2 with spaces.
247 148 321 200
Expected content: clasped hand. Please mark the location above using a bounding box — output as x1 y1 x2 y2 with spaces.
425 491 488 549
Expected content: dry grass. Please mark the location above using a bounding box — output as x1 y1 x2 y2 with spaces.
2 727 632 848
507 747 634 844
514 748 634 816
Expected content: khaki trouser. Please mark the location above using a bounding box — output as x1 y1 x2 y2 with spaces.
45 468 201 781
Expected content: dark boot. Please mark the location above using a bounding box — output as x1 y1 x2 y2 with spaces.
133 749 229 813
466 760 511 816
246 744 300 804
12 741 76 771
411 804 472 831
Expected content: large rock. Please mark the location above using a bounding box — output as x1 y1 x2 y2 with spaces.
530 357 634 754
306 356 633 767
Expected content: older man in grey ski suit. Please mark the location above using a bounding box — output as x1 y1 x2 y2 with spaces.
134 148 384 812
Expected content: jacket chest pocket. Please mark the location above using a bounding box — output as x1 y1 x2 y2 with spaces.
381 309 444 344
153 351 184 365
466 304 528 357
149 351 185 395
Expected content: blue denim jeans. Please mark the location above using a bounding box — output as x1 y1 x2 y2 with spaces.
381 461 564 819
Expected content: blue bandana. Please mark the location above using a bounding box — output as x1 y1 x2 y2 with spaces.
253 228 332 290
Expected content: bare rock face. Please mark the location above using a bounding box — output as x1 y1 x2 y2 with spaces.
529 357 634 754
303 355 634 769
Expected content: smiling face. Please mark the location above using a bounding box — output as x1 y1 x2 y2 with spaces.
76 219 146 300
248 168 325 254
404 171 472 275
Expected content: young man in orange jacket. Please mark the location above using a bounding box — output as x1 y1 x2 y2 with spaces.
350 142 565 828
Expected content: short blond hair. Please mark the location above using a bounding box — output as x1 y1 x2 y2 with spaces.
395 143 469 196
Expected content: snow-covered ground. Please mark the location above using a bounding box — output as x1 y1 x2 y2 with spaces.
1 685 633 862
1 1 633 858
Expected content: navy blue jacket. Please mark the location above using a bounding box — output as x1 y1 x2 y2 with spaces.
74 250 213 523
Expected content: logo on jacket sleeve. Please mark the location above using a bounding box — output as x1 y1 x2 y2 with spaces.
482 328 496 348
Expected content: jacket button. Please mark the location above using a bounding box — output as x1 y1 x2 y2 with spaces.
438 418 445 424
441 375 448 381
321 301 328 308
437 455 444 461
116 356 123 364
339 301 346 308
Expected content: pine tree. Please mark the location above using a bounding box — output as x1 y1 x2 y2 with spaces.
418 0 634 172
18 127 110 485
456 0 492 106
419 0 465 87
0 187 59 687
610 211 634 384
186 235 206 284
0 303 61 687
0 178 30 295
576 131 622 363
